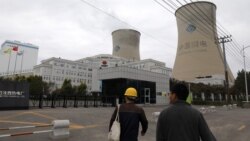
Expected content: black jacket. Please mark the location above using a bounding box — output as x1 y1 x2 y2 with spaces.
156 100 216 141
109 103 148 141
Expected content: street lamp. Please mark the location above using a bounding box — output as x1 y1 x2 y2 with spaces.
242 45 250 102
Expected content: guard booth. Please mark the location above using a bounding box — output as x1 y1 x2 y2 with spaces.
101 78 156 104
0 80 29 110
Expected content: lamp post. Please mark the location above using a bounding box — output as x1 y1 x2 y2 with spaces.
242 45 250 102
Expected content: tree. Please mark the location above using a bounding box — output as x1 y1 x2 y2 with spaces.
26 76 46 97
77 82 87 95
60 79 72 108
72 86 78 95
26 75 49 109
48 82 56 93
61 79 72 95
14 75 26 82
233 69 250 95
231 69 250 102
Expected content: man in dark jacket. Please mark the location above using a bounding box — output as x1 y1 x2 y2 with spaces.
109 87 148 141
156 83 216 141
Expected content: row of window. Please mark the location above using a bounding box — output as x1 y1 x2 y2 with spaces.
43 76 91 84
129 64 146 69
52 61 92 71
130 63 162 69
50 69 92 77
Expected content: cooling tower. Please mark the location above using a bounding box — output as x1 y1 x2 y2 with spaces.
112 29 140 61
172 1 234 83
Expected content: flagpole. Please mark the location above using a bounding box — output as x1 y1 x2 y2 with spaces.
14 52 18 75
7 51 12 76
20 50 24 75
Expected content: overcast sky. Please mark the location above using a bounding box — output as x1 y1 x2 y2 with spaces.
0 0 250 77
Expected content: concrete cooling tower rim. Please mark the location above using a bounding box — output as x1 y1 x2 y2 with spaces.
175 1 217 16
111 29 141 36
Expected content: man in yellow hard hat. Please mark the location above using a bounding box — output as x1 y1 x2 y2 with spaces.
109 87 148 141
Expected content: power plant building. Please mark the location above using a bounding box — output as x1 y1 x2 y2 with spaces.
172 1 234 85
33 54 171 104
1 29 172 104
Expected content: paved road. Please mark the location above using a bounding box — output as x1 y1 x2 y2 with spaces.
0 105 249 141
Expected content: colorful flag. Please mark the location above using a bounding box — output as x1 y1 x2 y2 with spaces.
17 50 24 55
3 48 12 54
12 46 18 51
186 92 193 104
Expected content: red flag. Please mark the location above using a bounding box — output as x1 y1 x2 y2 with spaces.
12 46 18 51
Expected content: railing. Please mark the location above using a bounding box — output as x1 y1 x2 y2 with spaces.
29 95 117 108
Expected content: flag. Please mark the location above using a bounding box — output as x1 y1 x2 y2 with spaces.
12 46 18 51
186 92 193 104
17 50 24 56
3 48 12 54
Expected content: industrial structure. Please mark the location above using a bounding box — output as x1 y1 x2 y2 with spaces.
33 54 171 104
112 29 141 61
172 1 234 85
0 29 172 104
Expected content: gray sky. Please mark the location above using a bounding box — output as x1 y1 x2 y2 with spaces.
0 0 250 77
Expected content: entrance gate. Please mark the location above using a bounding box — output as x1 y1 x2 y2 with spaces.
144 88 150 104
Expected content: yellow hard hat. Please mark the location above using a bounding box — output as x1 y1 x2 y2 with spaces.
124 87 137 97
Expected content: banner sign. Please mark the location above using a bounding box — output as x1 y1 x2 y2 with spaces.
0 80 29 110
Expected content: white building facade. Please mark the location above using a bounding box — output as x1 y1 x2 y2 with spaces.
0 40 38 76
33 57 93 91
76 54 130 92
0 40 39 76
33 54 172 104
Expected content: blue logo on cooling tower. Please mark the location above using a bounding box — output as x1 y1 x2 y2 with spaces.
114 45 120 52
186 24 196 33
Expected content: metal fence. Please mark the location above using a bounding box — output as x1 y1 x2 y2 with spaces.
29 95 117 108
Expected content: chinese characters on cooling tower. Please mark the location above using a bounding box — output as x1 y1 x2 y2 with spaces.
178 40 208 56
0 80 29 110
172 1 235 83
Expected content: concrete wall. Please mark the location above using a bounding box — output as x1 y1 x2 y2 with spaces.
172 2 234 84
112 29 141 61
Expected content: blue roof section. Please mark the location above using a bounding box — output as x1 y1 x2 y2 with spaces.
1 40 39 50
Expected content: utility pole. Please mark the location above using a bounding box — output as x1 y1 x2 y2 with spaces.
217 35 232 104
242 45 250 102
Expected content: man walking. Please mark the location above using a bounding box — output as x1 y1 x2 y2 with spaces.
156 83 216 141
109 87 148 141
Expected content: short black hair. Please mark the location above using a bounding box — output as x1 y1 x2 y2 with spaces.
171 83 189 100
127 96 137 102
